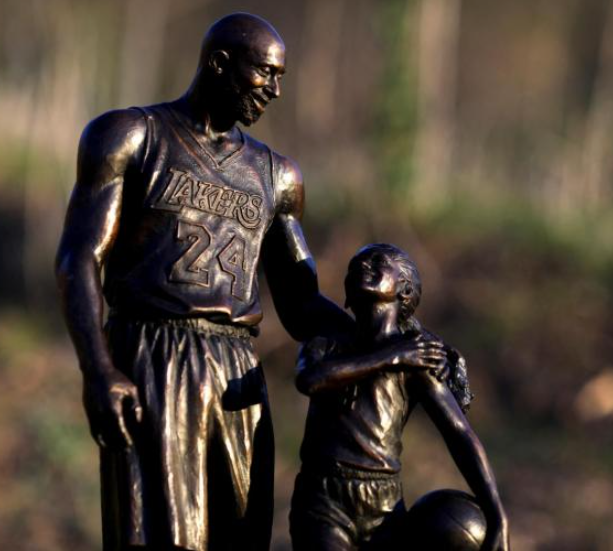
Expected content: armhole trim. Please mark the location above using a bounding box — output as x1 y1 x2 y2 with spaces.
130 106 153 174
268 146 278 213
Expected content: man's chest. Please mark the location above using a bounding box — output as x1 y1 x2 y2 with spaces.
149 165 270 232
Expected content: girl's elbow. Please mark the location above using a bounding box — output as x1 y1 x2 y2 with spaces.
295 372 316 396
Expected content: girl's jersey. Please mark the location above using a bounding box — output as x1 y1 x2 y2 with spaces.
298 336 411 475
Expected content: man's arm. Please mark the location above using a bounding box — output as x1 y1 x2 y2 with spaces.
55 109 146 449
262 154 354 342
414 373 510 551
296 337 446 396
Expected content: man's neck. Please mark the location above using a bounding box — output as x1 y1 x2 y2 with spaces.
175 88 244 161
180 80 237 137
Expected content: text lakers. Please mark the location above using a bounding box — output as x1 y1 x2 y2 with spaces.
154 168 263 229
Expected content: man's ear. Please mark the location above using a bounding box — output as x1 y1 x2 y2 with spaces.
209 50 230 75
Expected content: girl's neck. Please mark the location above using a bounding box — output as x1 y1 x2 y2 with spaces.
355 301 401 344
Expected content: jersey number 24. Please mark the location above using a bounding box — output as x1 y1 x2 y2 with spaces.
169 220 247 301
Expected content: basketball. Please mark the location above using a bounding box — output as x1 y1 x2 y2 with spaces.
402 489 487 551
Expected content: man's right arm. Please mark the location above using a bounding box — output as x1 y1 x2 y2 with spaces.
262 153 355 342
55 109 146 448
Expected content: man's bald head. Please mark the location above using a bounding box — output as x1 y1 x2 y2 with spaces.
188 13 286 128
199 13 285 69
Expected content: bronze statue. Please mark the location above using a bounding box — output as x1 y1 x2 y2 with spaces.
290 244 510 551
56 13 351 551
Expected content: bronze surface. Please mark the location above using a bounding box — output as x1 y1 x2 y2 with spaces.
291 244 510 551
56 12 352 551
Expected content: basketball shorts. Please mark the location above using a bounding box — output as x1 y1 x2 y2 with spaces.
101 317 274 551
289 468 405 551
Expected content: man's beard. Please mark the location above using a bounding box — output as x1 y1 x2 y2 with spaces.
226 81 263 127
234 93 262 126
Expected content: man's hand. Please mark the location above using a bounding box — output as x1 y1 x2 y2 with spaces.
82 367 143 450
386 337 448 380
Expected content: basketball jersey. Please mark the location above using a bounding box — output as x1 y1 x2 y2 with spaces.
104 103 277 326
298 336 411 474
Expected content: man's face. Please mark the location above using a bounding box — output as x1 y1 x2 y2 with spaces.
345 249 404 309
226 37 285 126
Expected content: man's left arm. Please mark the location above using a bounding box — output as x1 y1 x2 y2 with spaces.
262 154 354 342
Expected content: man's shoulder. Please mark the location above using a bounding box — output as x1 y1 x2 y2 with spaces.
267 150 303 216
239 135 302 185
85 107 148 134
271 150 302 188
81 107 148 154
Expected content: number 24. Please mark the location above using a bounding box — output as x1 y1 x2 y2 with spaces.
169 220 247 301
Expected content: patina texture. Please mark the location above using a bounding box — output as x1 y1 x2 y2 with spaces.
291 244 510 551
56 13 352 551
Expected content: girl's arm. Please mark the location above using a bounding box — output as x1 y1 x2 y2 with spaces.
296 337 445 396
413 373 510 551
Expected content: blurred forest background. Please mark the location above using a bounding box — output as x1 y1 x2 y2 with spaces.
0 0 612 549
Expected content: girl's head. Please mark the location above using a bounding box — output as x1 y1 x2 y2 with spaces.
344 243 422 331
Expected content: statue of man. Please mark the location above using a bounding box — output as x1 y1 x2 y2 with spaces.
56 13 351 551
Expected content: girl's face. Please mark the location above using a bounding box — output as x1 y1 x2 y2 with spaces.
345 249 404 307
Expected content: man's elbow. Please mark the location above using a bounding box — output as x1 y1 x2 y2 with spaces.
276 308 311 343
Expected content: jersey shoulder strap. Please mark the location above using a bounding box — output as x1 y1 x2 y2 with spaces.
128 105 159 174
242 132 276 204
